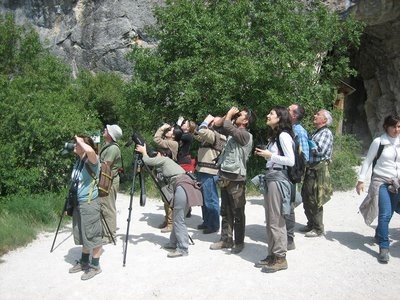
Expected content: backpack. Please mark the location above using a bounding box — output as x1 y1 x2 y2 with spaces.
85 143 121 197
86 161 113 197
276 133 306 184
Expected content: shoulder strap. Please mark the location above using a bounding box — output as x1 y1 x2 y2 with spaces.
276 135 283 156
100 142 119 156
372 142 384 170
85 162 98 180
276 131 294 155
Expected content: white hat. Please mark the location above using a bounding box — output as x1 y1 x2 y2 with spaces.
106 124 122 141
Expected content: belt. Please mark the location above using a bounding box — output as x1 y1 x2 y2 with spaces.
266 167 287 171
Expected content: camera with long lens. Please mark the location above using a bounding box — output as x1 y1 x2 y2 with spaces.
126 132 158 157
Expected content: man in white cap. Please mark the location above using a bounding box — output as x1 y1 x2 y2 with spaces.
100 124 123 244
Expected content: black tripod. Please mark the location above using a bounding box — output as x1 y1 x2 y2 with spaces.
50 193 115 253
123 148 194 266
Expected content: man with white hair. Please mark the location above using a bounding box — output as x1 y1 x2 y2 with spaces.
300 109 333 238
100 124 123 244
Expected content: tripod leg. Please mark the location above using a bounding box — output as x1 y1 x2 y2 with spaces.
123 154 140 266
188 234 195 245
101 211 116 245
139 169 146 207
50 199 67 253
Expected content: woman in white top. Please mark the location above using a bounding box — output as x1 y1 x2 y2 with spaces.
254 106 295 273
356 114 400 263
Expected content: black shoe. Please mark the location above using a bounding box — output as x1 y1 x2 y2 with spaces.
203 228 218 234
378 248 389 263
231 243 244 254
197 224 207 230
287 237 296 251
299 225 312 232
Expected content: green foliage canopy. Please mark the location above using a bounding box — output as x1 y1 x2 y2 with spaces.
125 0 363 130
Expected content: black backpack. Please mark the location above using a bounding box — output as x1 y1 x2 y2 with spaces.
276 133 306 184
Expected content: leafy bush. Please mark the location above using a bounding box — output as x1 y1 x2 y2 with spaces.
330 134 362 191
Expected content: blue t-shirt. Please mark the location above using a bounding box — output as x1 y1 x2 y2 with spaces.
72 159 100 202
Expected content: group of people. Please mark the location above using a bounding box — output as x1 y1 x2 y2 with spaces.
253 105 334 272
66 104 400 280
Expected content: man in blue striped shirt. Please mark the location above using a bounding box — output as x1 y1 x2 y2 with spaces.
287 103 310 250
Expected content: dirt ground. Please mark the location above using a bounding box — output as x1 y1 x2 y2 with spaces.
1 188 400 300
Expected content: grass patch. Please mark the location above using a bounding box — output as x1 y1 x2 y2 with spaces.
0 191 69 256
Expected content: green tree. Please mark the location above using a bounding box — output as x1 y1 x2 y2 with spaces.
125 0 363 129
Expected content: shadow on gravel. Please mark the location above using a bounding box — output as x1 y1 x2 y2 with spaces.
325 229 400 259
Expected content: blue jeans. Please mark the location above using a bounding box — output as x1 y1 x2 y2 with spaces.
197 172 220 231
377 184 400 249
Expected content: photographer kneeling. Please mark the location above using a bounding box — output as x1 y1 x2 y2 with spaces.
135 144 203 258
68 135 103 280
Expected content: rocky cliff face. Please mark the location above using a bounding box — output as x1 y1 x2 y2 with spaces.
346 0 400 146
0 0 399 144
1 0 163 79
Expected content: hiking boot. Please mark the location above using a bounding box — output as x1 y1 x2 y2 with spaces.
287 237 296 251
378 248 389 263
161 224 173 233
197 224 207 230
254 255 274 268
299 225 313 232
231 243 244 254
69 260 89 273
167 250 188 258
81 265 102 280
261 256 288 273
209 240 234 250
305 230 323 238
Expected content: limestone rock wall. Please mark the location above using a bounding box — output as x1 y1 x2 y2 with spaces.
0 0 162 78
346 0 400 145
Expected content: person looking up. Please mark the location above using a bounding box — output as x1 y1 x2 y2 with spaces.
135 144 202 258
194 114 226 234
68 135 103 280
285 103 310 250
153 123 183 233
254 106 295 273
300 109 333 238
210 106 255 254
99 124 123 244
